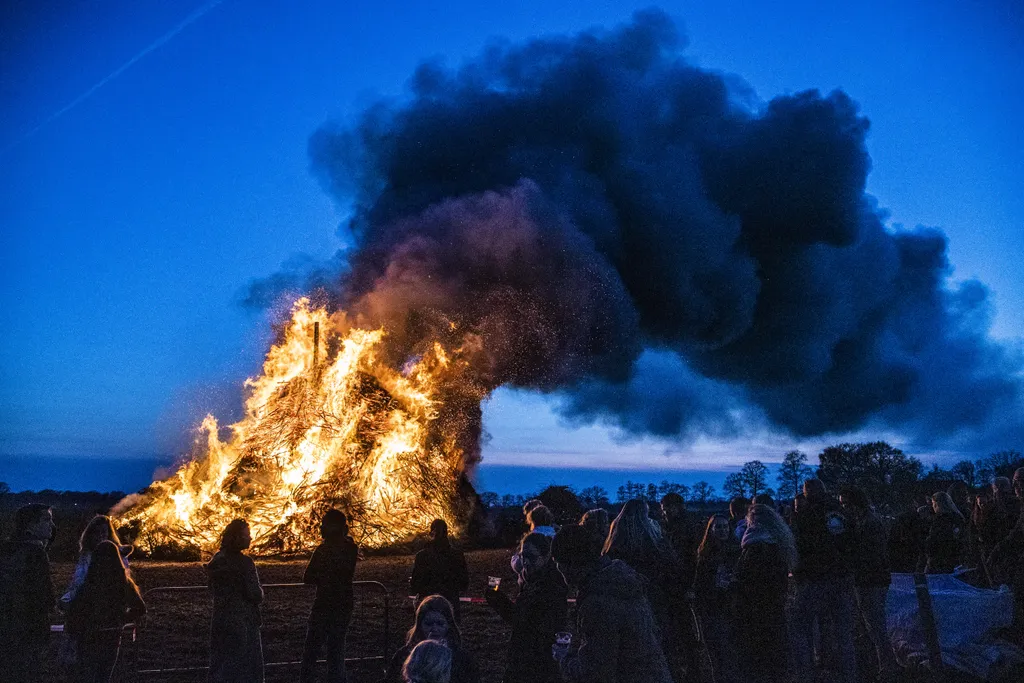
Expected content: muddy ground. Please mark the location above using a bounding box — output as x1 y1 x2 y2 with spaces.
44 548 520 682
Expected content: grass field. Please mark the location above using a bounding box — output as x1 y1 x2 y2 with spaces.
44 548 520 682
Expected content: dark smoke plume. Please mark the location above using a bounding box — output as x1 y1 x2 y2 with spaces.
277 9 1021 449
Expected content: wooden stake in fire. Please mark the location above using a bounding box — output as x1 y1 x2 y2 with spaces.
313 321 320 368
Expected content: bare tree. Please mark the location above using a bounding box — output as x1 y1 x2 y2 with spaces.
776 450 813 500
739 460 770 498
690 481 715 506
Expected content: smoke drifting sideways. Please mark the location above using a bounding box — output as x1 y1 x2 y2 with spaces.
260 9 1021 452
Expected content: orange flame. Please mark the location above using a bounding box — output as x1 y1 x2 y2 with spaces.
116 298 470 553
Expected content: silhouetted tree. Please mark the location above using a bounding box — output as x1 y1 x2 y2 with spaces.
500 493 526 508
739 460 770 498
817 441 922 507
538 485 582 525
976 450 1024 484
579 486 610 508
951 461 977 489
723 472 748 499
922 464 954 482
479 492 500 508
776 450 813 500
657 481 690 499
690 481 715 506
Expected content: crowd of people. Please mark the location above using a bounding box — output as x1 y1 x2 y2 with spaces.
2 466 1023 683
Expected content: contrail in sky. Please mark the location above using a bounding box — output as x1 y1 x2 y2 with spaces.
2 0 226 156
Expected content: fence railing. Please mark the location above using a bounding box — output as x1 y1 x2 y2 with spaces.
131 580 390 679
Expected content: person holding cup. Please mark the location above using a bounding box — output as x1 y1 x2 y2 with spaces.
485 533 568 683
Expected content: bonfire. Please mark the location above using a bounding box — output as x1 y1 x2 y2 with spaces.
116 298 479 554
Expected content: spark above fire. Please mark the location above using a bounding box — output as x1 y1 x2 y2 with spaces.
116 298 476 554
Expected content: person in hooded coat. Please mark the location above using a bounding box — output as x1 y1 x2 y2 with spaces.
207 519 264 683
733 504 796 683
551 524 672 683
484 532 568 683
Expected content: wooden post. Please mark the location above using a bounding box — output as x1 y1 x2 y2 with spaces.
313 321 320 368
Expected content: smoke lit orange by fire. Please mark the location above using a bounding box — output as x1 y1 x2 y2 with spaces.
116 298 471 554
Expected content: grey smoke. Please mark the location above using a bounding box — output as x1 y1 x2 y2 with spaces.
251 8 1021 450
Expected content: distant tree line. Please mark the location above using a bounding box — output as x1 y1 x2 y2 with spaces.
477 444 1023 517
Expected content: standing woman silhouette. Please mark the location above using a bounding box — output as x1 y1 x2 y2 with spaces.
65 540 145 683
207 519 264 683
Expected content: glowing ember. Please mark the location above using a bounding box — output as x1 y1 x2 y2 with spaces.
116 298 474 553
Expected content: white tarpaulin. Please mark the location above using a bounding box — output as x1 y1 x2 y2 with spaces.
887 573 1023 679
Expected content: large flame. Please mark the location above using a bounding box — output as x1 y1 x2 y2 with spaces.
117 298 474 553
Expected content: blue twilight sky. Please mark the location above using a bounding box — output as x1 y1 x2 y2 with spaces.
1 0 1022 493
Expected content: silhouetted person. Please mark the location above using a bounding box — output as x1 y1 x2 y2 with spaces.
989 467 1024 631
0 503 55 683
410 520 469 621
660 493 697 584
976 478 1019 556
947 482 971 520
729 497 750 541
752 493 775 507
300 510 358 683
401 639 452 683
383 595 479 683
839 486 895 678
604 499 688 682
484 532 568 683
551 524 672 683
207 519 264 683
923 492 965 573
578 508 610 551
62 515 132 608
1014 467 1024 507
65 540 145 683
693 513 740 683
791 479 857 683
734 504 796 683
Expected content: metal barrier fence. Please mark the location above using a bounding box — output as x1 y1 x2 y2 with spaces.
133 580 390 679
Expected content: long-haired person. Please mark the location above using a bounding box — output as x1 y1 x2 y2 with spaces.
410 520 469 622
383 595 479 683
550 524 672 683
62 515 132 607
924 491 965 573
604 499 688 683
402 639 452 683
300 509 358 683
207 519 264 683
65 541 145 683
485 533 568 683
693 513 741 681
0 503 56 683
734 504 796 683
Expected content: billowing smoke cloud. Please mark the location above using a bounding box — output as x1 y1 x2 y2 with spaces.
281 8 1021 449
